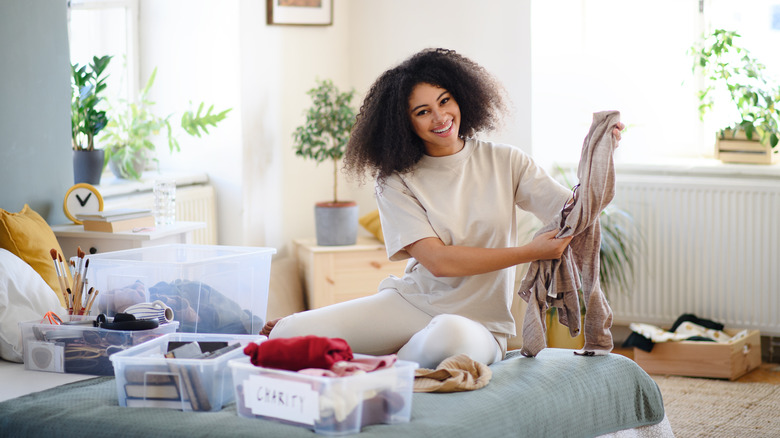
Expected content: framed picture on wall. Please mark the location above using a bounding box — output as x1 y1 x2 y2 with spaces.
267 0 333 26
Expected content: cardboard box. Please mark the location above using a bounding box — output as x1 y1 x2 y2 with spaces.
229 355 417 435
633 329 761 380
110 332 263 411
83 244 276 335
19 316 178 375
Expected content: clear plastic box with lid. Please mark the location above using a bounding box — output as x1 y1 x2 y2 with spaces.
83 244 276 335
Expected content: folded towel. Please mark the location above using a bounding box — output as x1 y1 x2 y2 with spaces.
413 354 492 393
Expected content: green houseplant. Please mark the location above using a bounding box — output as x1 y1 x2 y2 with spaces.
690 29 780 164
100 67 231 180
292 79 359 246
71 55 112 184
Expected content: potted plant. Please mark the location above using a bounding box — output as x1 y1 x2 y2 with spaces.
100 67 231 180
71 55 112 185
292 79 359 246
690 29 780 164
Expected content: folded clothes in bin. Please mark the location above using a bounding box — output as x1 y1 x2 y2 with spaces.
84 244 275 335
150 280 260 334
97 279 261 334
623 313 748 352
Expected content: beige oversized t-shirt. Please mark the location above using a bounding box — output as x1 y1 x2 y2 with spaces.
376 138 571 337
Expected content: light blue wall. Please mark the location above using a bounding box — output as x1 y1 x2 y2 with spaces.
0 0 73 225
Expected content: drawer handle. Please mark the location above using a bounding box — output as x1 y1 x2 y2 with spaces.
370 261 381 269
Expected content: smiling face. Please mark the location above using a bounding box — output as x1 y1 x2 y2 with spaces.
408 82 463 156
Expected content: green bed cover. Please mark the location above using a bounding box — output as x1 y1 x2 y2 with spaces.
0 348 664 438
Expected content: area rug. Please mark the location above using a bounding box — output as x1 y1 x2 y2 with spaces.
652 375 780 437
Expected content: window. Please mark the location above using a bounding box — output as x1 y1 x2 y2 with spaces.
67 0 139 120
531 0 780 165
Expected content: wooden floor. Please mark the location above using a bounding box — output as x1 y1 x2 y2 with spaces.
613 347 780 384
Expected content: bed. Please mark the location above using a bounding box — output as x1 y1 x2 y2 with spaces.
0 241 672 437
0 347 673 438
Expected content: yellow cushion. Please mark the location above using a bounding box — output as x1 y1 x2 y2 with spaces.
358 209 384 244
0 205 68 308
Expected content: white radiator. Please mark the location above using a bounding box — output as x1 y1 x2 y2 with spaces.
609 172 780 336
102 184 217 245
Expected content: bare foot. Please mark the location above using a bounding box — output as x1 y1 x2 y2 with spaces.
260 317 281 336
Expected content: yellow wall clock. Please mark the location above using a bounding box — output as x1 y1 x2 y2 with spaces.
63 183 104 224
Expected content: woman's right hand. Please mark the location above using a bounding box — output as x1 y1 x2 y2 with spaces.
527 229 573 261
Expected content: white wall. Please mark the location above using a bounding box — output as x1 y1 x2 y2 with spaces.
346 0 533 218
138 0 532 256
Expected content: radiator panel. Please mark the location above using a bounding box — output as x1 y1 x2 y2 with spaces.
609 175 780 335
102 184 217 245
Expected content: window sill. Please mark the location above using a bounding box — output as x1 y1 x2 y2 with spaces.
556 157 780 181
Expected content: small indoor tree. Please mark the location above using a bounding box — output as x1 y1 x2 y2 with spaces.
292 79 359 246
292 79 357 204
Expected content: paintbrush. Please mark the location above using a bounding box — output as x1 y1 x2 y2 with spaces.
58 253 70 290
81 259 90 297
73 248 85 310
50 249 69 305
84 289 99 315
82 287 94 314
66 287 73 314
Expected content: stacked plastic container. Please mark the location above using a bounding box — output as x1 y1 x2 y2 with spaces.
110 332 263 411
229 354 418 435
19 315 178 375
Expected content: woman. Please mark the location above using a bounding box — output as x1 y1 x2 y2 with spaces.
265 48 623 368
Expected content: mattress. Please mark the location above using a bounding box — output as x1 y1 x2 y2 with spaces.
0 348 668 437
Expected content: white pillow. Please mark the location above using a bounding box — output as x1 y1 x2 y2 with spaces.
0 248 66 362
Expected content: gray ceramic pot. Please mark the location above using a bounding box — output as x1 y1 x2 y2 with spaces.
314 201 359 246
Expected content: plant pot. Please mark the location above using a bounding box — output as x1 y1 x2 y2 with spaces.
73 149 105 185
108 149 148 180
314 201 359 246
546 311 584 350
715 129 779 164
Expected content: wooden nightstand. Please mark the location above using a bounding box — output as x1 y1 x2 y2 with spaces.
294 237 407 309
51 221 206 260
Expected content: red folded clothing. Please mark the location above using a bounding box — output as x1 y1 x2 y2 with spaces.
244 335 353 371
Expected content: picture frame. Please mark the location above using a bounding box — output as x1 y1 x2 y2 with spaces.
267 0 333 26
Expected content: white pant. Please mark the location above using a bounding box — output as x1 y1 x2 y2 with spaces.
269 289 503 369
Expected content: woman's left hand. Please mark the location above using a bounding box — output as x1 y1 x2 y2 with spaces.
613 122 625 142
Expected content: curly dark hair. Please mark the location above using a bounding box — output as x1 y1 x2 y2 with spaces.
343 48 508 185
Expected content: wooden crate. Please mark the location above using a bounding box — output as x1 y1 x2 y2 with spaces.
715 136 779 164
633 329 761 380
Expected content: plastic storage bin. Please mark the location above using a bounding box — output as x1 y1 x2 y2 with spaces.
229 354 417 435
19 316 178 375
83 244 276 335
110 332 264 411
